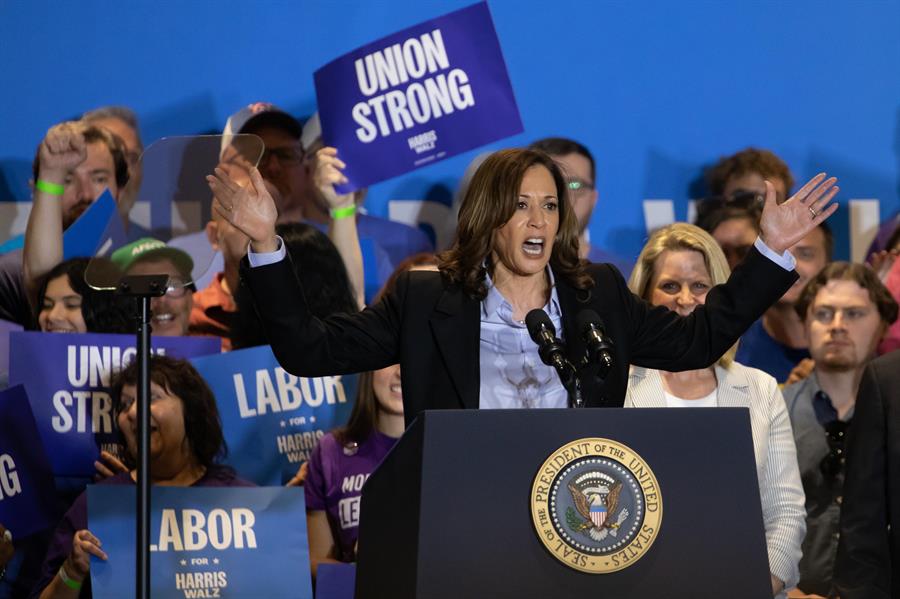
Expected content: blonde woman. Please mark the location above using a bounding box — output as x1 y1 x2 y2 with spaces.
626 223 805 598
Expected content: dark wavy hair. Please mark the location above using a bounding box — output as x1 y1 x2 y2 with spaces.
439 148 593 299
335 253 438 446
111 355 227 469
231 222 358 348
35 257 134 333
705 147 794 199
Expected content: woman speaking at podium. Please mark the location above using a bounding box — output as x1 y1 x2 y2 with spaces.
207 147 837 424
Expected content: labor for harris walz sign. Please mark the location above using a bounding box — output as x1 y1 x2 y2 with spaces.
8 332 220 478
89 486 311 599
314 1 522 192
191 346 357 486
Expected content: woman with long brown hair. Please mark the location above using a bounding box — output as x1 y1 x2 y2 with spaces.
207 146 837 420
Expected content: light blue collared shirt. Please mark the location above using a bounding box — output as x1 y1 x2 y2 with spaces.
478 270 569 409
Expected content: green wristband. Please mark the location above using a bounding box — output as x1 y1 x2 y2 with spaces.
36 179 65 196
58 564 83 590
330 203 356 220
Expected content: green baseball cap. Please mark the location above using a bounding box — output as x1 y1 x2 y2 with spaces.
110 237 195 280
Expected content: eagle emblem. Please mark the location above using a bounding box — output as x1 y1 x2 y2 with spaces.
566 479 630 541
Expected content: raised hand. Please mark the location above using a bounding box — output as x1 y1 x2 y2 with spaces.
65 529 107 581
312 147 354 210
207 167 278 252
38 122 88 182
759 173 839 254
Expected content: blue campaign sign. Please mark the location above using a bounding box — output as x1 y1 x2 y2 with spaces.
0 189 115 256
0 385 58 538
8 332 220 478
191 346 357 486
88 485 312 599
314 1 522 192
63 189 117 259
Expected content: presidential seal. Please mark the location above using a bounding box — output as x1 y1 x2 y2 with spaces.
530 438 662 574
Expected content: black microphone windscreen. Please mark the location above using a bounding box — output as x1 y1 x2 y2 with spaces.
525 309 554 343
576 309 605 334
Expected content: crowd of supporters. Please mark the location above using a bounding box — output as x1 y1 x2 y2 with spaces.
0 103 897 599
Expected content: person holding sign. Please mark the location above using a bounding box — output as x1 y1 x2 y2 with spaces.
33 356 251 598
208 147 838 421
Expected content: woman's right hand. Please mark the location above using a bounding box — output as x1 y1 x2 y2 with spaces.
93 450 129 481
207 167 279 253
65 529 107 581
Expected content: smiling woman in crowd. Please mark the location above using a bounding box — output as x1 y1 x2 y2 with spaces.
33 356 252 599
35 257 131 334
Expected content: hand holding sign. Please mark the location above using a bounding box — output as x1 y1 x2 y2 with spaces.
313 147 355 210
38 122 89 182
759 173 839 254
66 529 108 582
94 450 129 481
207 167 279 253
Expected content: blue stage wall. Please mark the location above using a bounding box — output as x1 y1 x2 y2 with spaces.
1 0 898 262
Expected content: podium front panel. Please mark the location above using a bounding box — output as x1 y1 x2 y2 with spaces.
358 408 771 599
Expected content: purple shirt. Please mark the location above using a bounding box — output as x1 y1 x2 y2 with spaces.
31 467 253 598
305 431 397 561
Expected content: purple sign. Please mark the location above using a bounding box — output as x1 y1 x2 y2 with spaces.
0 385 58 538
8 332 220 478
314 1 522 192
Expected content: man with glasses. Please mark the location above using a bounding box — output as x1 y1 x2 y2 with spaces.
782 262 897 597
528 137 630 273
111 237 196 337
223 103 310 224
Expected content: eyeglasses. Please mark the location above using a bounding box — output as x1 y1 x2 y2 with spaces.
163 277 190 298
819 419 848 479
261 145 304 166
567 179 594 194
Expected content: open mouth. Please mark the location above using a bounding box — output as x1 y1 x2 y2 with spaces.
46 326 77 333
523 238 545 256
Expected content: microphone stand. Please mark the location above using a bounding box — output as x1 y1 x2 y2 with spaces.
117 274 167 599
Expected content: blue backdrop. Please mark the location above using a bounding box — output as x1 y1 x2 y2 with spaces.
1 0 898 263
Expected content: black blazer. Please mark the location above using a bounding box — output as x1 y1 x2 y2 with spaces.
244 245 795 425
834 351 900 599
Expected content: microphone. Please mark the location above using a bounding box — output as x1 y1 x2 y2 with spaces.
576 309 614 376
525 309 569 375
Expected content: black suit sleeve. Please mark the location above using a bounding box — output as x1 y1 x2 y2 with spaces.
242 254 404 377
621 245 798 371
834 360 892 599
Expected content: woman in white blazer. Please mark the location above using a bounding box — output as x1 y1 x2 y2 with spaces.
625 223 805 598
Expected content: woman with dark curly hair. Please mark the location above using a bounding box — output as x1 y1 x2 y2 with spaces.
35 257 132 334
33 356 252 598
209 146 837 421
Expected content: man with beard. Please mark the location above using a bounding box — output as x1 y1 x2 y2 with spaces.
782 262 897 597
0 121 128 326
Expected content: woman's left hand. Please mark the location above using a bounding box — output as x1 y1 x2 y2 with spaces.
66 530 107 581
759 173 839 254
